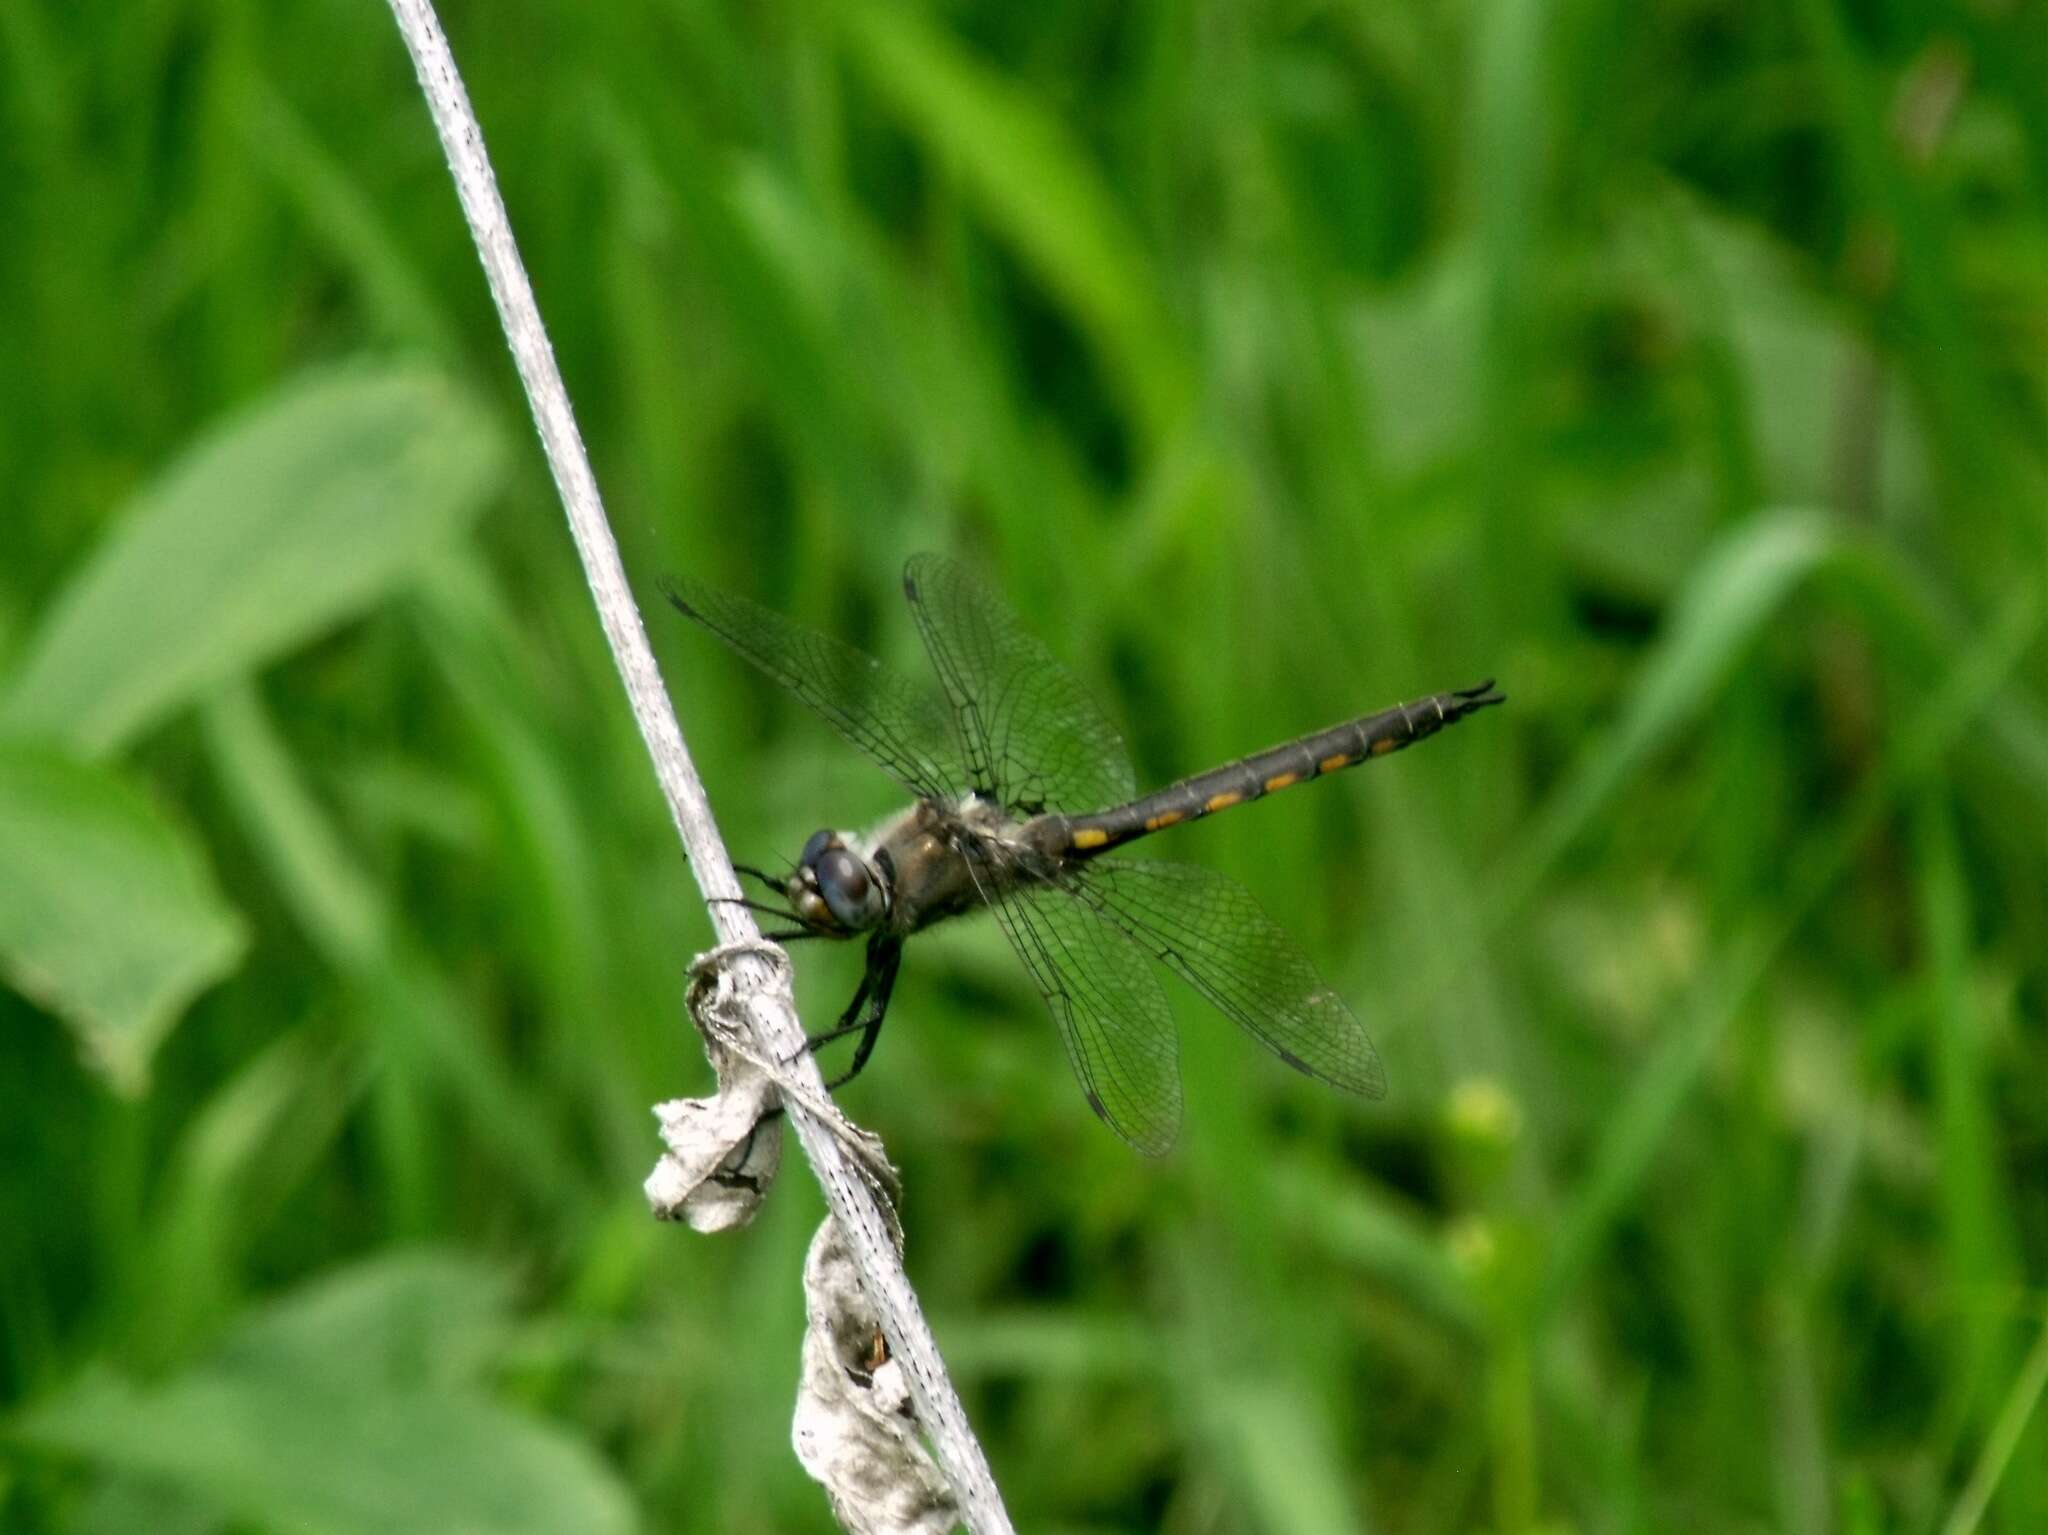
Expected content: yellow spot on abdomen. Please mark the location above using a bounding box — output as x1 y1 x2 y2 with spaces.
1263 772 1300 792
1144 809 1183 831
1071 826 1109 849
1371 736 1400 755
1204 790 1245 813
1318 753 1351 773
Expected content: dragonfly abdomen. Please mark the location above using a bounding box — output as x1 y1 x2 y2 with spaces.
1060 680 1503 857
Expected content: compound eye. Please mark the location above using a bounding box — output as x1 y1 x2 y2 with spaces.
800 829 839 869
815 848 880 929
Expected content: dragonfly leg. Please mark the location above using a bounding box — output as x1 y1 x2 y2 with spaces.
823 937 902 1090
710 894 807 925
792 935 903 1088
753 936 901 1127
733 862 792 894
798 944 881 1059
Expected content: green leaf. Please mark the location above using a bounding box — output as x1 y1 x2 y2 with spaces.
12 1254 637 1535
16 1372 636 1535
221 1252 516 1391
0 742 246 1091
0 363 506 757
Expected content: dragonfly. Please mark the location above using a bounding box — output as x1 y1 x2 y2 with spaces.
664 554 1502 1154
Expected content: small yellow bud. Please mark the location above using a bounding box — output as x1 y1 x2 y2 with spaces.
1446 1216 1498 1276
1445 1077 1523 1148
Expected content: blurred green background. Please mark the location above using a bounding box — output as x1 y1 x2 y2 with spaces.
3 0 2046 1531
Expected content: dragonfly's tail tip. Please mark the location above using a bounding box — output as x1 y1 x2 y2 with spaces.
1452 678 1506 714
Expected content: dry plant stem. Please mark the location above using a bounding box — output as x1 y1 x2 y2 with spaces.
381 4 1014 1528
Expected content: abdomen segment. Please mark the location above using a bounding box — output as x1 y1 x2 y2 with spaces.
1059 680 1503 856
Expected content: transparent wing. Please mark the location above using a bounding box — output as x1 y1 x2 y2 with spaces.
662 572 961 802
1068 858 1386 1099
902 553 1136 816
975 860 1183 1155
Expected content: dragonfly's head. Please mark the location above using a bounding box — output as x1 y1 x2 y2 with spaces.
789 829 888 935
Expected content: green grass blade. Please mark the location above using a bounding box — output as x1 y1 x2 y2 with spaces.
200 682 581 1214
1501 508 1842 914
1940 1313 2048 1535
201 683 387 968
836 1 1190 443
1915 791 2019 1428
1544 587 2042 1316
